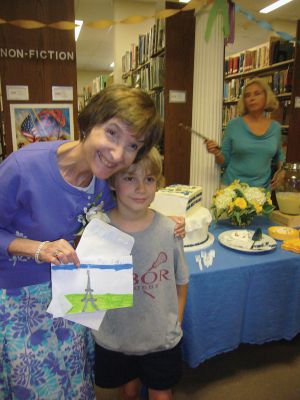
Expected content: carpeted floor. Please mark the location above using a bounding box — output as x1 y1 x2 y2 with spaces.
95 334 300 400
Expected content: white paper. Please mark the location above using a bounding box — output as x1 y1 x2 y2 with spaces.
47 219 135 329
76 218 134 259
6 85 29 100
52 86 74 101
169 90 186 103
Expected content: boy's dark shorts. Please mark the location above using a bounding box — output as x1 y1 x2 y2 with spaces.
94 340 183 391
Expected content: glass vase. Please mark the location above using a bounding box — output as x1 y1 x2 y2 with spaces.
230 215 254 228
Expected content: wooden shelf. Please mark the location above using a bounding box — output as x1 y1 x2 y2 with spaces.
224 59 294 80
224 92 292 104
277 92 292 98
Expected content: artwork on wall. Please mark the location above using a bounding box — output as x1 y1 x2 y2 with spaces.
10 103 74 151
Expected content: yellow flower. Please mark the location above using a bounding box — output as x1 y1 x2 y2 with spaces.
227 202 234 212
234 197 247 209
253 202 263 214
228 180 239 190
267 198 273 205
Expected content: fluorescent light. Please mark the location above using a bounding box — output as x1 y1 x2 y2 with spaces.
260 0 293 14
110 61 115 68
75 20 83 41
179 0 190 3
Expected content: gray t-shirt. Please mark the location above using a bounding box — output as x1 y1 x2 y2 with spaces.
93 211 189 355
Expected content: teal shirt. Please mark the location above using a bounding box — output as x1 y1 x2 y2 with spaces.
221 117 284 188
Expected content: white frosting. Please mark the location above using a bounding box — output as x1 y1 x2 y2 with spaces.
184 208 212 248
151 184 211 249
151 184 202 216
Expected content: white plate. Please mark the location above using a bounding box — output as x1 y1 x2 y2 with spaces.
218 229 277 253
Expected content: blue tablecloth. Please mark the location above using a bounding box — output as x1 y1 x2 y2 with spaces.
182 216 300 368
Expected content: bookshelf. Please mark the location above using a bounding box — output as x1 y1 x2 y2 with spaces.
79 74 109 112
222 38 298 166
223 22 300 165
122 19 165 118
122 1 195 184
223 38 295 131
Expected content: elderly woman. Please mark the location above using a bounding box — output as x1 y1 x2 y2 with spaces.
206 77 285 189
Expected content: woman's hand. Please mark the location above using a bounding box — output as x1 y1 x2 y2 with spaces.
8 238 81 267
205 140 220 155
169 216 185 238
205 140 224 164
37 239 80 267
271 169 286 190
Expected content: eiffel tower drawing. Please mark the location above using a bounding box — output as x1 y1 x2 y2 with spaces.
81 269 98 312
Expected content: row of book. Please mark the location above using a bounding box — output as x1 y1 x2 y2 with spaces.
91 75 107 96
79 74 108 111
225 43 270 75
149 89 164 120
122 19 165 74
123 55 164 93
273 66 293 94
223 104 239 125
271 100 291 126
225 38 294 76
223 68 293 101
223 100 291 127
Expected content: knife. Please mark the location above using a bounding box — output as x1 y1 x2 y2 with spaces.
250 228 262 249
178 123 220 149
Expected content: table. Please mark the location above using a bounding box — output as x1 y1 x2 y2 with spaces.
182 216 300 368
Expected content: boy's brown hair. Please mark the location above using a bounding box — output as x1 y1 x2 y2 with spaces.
109 147 165 189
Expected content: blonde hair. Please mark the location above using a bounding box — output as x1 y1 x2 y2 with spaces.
109 147 164 189
237 77 279 115
78 84 163 161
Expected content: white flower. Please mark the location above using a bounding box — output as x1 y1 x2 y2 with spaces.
77 195 110 235
214 190 235 210
86 203 110 223
244 187 266 206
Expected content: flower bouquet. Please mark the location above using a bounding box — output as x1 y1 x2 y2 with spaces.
211 180 275 227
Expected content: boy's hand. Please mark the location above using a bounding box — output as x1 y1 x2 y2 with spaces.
169 216 185 238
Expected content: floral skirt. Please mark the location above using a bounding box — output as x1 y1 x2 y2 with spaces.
0 282 95 400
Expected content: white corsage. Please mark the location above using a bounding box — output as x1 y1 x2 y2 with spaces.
77 194 110 235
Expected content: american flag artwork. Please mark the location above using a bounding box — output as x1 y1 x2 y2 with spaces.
10 104 74 151
20 114 35 141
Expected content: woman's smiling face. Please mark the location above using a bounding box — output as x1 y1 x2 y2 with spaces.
82 118 144 180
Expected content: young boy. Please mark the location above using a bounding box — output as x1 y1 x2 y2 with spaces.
93 147 189 400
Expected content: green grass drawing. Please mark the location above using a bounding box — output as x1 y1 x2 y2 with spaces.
65 293 133 314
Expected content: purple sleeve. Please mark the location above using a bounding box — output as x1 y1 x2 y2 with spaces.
0 155 21 256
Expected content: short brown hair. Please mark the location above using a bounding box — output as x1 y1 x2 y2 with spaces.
109 147 164 189
237 77 279 115
78 84 163 160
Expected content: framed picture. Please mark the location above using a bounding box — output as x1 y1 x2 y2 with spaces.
10 103 74 151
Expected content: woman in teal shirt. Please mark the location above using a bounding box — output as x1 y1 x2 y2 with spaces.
206 77 285 189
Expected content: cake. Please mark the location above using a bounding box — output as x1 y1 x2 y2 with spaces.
150 184 212 251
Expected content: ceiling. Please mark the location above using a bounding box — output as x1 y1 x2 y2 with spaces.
74 0 300 72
